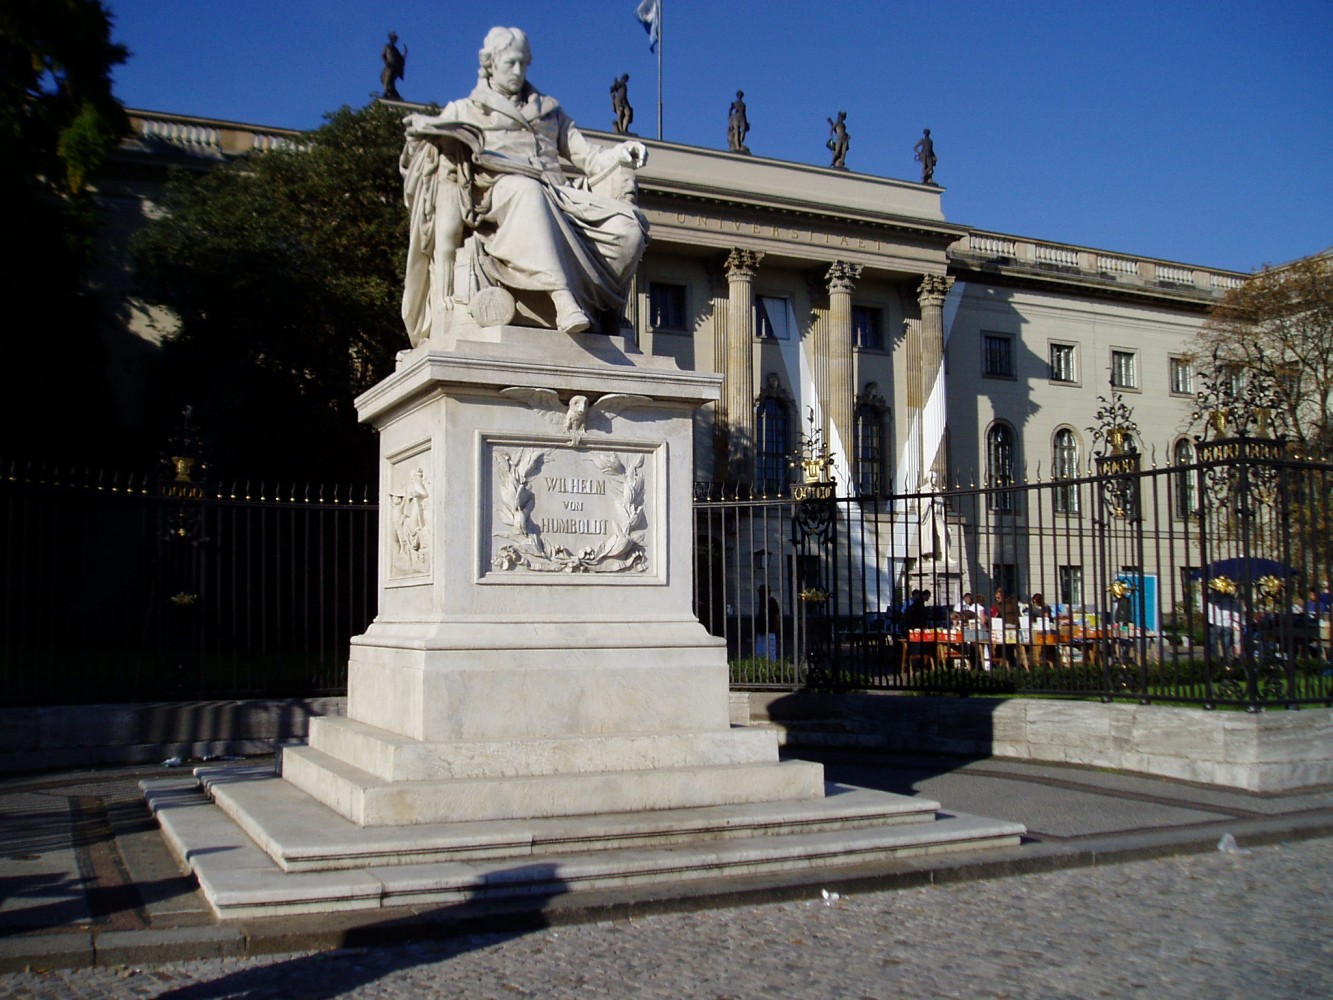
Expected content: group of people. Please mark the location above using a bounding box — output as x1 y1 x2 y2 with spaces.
936 588 1060 667
943 588 1055 631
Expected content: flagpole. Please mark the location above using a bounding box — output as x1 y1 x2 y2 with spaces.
656 0 663 140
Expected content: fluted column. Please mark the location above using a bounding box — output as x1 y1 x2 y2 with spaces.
825 262 862 461
724 249 763 480
915 273 954 484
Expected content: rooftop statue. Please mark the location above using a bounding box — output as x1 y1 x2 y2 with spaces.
611 73 633 135
400 27 649 346
381 32 406 101
727 90 750 155
914 128 937 185
826 111 849 170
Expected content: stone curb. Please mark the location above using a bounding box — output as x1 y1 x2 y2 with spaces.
4 814 1330 974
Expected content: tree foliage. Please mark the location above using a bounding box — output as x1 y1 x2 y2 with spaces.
133 103 411 481
1192 252 1333 456
0 0 129 461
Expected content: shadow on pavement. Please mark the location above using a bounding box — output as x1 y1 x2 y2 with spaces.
153 863 570 999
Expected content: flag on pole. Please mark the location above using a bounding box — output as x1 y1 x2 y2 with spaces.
636 0 660 52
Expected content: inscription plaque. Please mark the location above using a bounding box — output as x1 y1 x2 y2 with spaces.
487 441 655 576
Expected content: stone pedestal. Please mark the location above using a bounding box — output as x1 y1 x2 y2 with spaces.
281 322 823 825
143 320 1025 919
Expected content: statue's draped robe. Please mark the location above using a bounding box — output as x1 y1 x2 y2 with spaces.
401 81 648 344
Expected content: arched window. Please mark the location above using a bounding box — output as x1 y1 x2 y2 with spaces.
854 406 882 495
1174 438 1198 518
1052 428 1080 514
853 382 889 496
986 423 1015 512
755 396 790 493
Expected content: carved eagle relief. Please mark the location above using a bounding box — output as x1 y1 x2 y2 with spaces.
500 387 653 445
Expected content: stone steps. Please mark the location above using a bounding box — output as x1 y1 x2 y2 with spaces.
143 767 1025 920
281 743 828 826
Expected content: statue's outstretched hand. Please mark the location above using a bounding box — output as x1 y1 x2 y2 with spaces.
615 141 648 168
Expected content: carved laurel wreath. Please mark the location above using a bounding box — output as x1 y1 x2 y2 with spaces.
492 448 648 573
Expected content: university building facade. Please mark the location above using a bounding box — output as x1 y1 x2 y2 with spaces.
96 109 1249 613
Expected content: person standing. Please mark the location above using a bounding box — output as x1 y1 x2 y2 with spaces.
754 585 782 659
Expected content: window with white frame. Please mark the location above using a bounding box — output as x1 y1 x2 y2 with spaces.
986 423 1015 512
1174 438 1198 518
1111 350 1138 389
1052 428 1080 514
1049 342 1077 383
1169 356 1194 395
1058 565 1084 608
983 333 1015 378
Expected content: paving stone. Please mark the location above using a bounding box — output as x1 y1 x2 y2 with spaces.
0 837 1327 998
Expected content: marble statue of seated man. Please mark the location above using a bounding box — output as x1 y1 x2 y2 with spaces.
400 25 650 345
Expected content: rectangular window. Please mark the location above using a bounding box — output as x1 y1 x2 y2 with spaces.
991 563 1019 601
1169 356 1194 395
852 306 883 349
1049 343 1077 383
983 333 1015 378
1058 566 1084 608
1111 350 1138 389
756 296 791 340
648 282 687 331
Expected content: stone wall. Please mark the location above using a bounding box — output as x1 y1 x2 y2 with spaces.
0 698 346 774
7 693 1329 792
737 692 1333 793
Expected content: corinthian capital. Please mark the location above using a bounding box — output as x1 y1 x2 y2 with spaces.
917 273 954 308
723 248 764 281
826 261 863 295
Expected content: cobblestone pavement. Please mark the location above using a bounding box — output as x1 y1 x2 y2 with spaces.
3 837 1329 999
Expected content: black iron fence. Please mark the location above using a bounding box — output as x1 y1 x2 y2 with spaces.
6 443 1333 710
697 443 1333 710
1 462 376 705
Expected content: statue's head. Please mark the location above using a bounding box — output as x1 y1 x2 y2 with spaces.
479 27 531 95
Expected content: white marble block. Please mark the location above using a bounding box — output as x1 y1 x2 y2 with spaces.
285 322 823 826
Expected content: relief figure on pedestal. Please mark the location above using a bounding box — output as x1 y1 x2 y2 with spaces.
400 27 650 346
500 386 653 446
389 466 430 575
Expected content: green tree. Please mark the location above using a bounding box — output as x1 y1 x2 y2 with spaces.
0 0 129 461
1190 253 1333 581
1192 252 1333 456
133 103 411 481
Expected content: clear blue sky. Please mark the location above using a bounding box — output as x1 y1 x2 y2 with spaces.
107 0 1330 274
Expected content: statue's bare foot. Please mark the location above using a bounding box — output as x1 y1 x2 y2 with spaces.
552 289 591 335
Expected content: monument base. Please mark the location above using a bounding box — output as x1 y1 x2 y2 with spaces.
282 716 824 827
143 765 1025 919
142 323 1026 918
